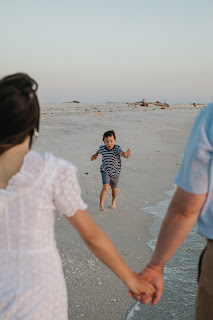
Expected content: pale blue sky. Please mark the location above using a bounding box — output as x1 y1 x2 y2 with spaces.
1 0 212 104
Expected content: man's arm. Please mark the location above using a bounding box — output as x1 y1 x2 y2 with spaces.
135 187 207 305
120 149 131 158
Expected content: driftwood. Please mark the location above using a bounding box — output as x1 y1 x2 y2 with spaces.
153 101 169 109
65 100 80 103
126 99 148 106
126 99 169 109
127 102 148 106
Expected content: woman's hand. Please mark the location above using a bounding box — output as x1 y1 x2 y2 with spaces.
129 266 164 306
126 272 155 302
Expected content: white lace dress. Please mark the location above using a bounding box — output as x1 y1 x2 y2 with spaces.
0 151 87 320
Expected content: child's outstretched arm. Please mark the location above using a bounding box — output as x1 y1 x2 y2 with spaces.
66 209 155 299
91 150 99 161
120 149 131 158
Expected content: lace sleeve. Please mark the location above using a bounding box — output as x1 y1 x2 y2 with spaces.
52 160 87 217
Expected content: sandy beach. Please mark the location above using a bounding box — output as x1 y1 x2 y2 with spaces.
33 102 205 320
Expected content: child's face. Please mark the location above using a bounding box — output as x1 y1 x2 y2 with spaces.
104 135 116 150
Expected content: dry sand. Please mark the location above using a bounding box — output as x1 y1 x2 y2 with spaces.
34 102 205 320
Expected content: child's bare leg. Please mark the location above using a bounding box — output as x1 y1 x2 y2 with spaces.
111 187 117 209
100 184 109 211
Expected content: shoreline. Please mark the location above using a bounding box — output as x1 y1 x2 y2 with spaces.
34 103 204 319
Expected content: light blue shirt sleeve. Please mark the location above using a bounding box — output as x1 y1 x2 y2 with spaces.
175 104 213 194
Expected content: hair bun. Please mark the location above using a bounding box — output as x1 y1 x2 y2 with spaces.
0 73 38 96
0 72 40 155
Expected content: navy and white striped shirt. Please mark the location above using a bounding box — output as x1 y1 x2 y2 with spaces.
98 144 123 177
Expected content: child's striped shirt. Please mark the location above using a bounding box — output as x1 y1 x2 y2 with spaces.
98 144 122 177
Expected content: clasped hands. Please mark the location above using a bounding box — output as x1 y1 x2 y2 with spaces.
128 266 164 306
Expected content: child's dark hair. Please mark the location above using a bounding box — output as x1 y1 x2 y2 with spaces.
0 73 40 155
103 130 116 141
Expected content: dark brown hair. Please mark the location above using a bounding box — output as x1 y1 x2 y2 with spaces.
102 130 116 141
0 73 40 155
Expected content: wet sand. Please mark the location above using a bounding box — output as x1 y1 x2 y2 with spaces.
33 102 205 320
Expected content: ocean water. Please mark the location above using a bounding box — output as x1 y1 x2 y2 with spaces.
126 186 206 320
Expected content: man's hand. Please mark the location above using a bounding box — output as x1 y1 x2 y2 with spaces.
126 272 155 302
129 266 164 306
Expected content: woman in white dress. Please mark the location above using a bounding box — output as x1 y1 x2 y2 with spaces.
0 73 154 319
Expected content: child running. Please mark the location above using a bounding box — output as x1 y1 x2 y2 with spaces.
91 130 131 211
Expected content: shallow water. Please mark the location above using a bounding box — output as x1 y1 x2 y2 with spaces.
126 186 206 320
